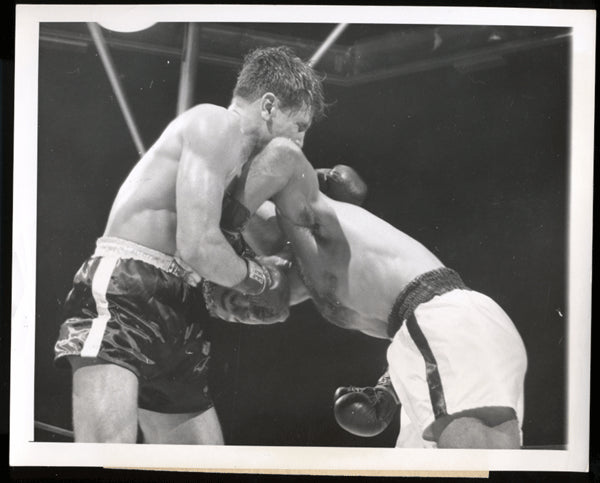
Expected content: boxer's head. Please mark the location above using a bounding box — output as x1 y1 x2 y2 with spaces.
233 47 325 146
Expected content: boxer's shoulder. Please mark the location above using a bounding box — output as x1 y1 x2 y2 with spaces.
256 137 313 181
177 104 241 140
181 103 229 119
172 105 247 166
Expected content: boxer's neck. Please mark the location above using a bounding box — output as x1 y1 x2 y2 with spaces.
229 97 269 151
229 97 259 127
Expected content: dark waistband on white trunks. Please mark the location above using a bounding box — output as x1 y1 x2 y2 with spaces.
94 237 202 287
387 267 469 338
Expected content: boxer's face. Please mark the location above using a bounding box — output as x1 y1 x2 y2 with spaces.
261 94 312 148
274 106 311 148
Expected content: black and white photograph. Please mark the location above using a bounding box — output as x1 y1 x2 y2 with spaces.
10 4 594 474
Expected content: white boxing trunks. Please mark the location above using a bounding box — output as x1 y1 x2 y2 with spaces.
386 268 527 447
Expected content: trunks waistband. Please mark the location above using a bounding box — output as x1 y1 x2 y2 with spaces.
387 267 469 338
94 237 202 287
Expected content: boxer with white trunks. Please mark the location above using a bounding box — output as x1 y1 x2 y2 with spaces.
53 46 324 443
205 139 528 448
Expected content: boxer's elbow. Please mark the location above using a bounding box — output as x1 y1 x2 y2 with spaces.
263 137 304 166
266 136 303 153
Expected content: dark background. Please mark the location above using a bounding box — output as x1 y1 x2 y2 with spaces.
33 22 568 449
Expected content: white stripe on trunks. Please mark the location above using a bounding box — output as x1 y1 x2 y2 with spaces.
81 256 118 358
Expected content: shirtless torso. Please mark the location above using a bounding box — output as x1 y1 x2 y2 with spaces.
105 104 250 265
289 196 444 338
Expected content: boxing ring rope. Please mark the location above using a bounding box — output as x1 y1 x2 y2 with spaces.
309 23 349 67
177 23 200 115
87 22 146 156
34 421 74 439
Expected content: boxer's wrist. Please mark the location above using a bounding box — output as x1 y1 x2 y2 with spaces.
233 258 272 295
374 383 399 404
375 370 399 403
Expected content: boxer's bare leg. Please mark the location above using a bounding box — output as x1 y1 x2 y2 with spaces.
138 407 224 444
437 416 521 449
70 358 139 443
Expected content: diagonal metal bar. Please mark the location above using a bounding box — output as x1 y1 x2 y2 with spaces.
177 23 200 115
44 25 571 87
87 22 146 156
309 23 349 68
34 421 74 439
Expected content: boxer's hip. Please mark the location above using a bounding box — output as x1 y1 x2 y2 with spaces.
386 268 527 444
92 236 201 287
387 267 468 338
54 237 214 413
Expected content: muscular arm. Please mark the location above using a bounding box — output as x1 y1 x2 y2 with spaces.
234 138 299 214
234 138 324 229
176 110 247 287
234 138 347 300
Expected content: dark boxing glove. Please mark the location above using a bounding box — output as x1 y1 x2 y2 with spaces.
316 165 368 206
334 371 400 437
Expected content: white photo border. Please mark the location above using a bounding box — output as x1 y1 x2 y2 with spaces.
11 4 595 473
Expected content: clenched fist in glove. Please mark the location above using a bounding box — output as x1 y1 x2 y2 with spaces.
334 370 400 437
203 254 292 325
316 165 368 206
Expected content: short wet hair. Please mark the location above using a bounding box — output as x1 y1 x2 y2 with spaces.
233 46 325 121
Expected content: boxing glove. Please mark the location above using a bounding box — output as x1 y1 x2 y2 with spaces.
316 165 368 206
246 256 291 323
203 256 291 324
334 374 399 437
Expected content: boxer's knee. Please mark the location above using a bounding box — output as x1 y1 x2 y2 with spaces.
71 359 139 443
437 416 521 449
138 407 224 445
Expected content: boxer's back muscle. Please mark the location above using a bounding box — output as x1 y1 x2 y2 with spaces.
328 199 444 320
247 144 444 338
285 193 444 338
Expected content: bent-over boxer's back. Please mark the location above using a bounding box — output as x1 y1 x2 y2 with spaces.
265 152 445 335
316 197 445 325
104 104 240 255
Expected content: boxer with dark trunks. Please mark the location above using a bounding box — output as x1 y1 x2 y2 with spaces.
53 47 324 443
205 139 528 449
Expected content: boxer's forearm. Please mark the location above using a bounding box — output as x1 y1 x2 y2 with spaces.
179 228 248 287
233 138 298 215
